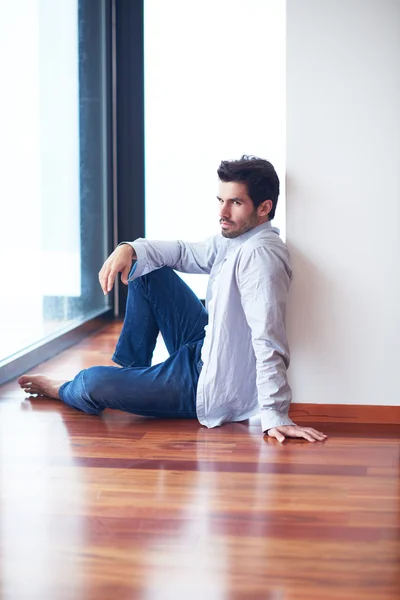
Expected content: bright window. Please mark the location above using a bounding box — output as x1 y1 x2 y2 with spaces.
0 0 110 364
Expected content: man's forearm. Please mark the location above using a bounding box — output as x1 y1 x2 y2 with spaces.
120 238 217 278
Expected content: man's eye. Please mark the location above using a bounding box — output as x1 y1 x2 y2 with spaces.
233 201 241 205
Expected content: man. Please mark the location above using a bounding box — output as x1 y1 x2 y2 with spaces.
19 156 326 443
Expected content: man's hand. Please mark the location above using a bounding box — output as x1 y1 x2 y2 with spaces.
266 425 327 443
98 244 136 295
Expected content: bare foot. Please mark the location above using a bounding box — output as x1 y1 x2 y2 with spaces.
18 374 67 399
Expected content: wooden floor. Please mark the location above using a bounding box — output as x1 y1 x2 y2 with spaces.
0 322 399 600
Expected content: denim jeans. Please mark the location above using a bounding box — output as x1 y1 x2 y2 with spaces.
58 267 208 419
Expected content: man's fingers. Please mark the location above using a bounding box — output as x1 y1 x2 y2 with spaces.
267 426 327 443
312 433 327 441
267 428 286 443
100 278 107 295
308 427 328 440
107 272 116 293
98 266 116 294
298 427 327 441
289 428 319 443
121 265 130 285
98 265 109 294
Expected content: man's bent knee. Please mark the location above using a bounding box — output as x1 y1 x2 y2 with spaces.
129 267 178 294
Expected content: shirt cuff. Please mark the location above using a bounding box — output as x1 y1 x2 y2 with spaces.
118 241 148 280
260 409 296 433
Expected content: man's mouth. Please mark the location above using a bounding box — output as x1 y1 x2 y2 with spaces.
220 220 234 227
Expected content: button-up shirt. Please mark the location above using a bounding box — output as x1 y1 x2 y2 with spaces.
126 221 295 433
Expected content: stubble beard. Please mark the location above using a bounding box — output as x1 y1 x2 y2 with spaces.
220 212 259 239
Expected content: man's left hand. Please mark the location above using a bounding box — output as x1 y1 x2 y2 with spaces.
266 425 327 443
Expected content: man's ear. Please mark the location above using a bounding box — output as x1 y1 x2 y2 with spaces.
258 199 273 217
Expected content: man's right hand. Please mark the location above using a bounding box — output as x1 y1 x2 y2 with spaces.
98 244 136 295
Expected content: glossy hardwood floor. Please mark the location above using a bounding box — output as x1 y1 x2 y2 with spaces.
0 322 399 600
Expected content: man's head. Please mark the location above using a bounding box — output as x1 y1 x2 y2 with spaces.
217 155 280 239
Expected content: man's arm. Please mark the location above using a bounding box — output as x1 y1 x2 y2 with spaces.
122 237 219 280
237 246 327 443
99 237 219 295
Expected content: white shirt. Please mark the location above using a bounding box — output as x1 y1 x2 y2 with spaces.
126 221 295 433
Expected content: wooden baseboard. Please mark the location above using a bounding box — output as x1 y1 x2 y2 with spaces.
289 403 400 425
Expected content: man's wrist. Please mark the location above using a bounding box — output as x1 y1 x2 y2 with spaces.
119 242 137 261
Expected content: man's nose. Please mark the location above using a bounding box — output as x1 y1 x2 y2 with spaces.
219 203 231 220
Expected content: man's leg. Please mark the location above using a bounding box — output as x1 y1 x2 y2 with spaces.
112 267 208 367
57 341 201 417
19 267 206 418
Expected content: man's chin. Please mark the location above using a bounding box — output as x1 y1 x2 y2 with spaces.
221 228 238 239
221 219 259 239
221 227 236 238
221 225 251 239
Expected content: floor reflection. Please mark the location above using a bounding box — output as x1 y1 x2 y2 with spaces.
0 393 398 599
0 397 86 599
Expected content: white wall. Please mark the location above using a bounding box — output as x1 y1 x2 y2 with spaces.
286 0 400 406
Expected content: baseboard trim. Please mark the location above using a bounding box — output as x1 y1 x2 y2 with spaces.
289 403 400 425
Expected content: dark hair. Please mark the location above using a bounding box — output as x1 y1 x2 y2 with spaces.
217 155 280 220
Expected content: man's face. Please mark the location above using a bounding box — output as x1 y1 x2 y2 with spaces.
217 181 270 239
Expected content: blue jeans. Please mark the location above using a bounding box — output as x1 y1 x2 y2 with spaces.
59 267 208 419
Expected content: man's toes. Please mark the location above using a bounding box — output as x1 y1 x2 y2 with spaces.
23 386 39 394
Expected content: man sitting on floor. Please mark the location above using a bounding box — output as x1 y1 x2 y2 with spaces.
19 155 326 443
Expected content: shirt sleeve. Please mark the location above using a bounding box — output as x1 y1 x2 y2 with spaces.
237 246 296 433
119 237 220 280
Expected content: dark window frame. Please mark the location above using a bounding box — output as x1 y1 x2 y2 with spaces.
114 0 145 315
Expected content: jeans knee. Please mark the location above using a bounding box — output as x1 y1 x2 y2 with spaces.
80 366 119 412
131 267 175 294
144 267 174 283
82 366 133 413
83 367 111 400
